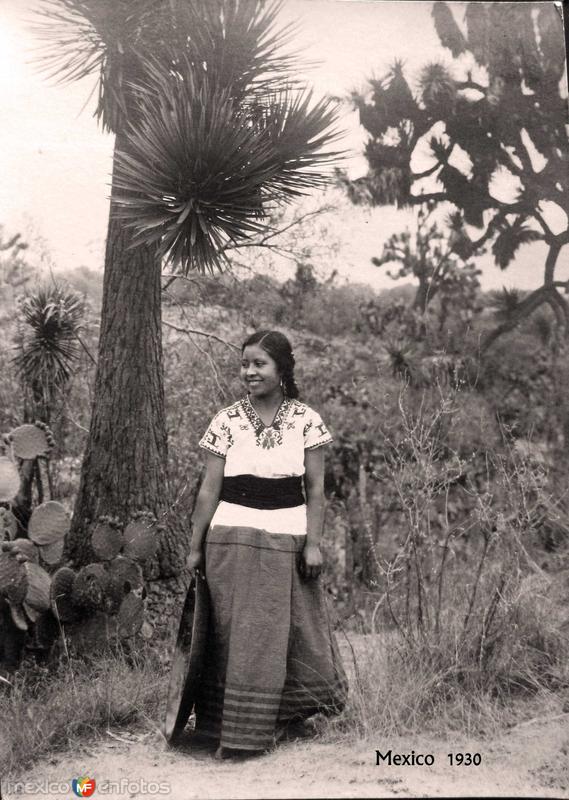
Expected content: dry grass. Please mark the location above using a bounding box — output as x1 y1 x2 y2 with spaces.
324 568 569 744
0 647 168 780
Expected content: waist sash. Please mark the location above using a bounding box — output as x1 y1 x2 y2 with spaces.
220 474 304 510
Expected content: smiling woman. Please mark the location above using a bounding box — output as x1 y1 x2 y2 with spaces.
177 329 348 757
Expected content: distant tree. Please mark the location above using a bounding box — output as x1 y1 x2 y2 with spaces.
36 0 340 623
341 2 568 350
372 206 482 327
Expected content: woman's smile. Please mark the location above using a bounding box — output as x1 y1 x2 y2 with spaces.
241 344 281 397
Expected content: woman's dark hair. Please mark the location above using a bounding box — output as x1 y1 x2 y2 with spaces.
242 330 299 399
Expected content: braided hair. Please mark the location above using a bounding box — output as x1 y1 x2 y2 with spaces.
241 330 299 399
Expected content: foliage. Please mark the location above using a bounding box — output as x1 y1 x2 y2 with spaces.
1 263 569 751
114 70 340 272
371 206 483 337
343 1 569 347
12 285 84 423
36 0 342 274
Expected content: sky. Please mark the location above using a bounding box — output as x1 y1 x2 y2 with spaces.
0 0 567 293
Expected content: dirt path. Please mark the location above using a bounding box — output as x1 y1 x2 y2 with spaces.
5 714 568 799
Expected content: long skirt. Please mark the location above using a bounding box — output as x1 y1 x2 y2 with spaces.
194 525 348 751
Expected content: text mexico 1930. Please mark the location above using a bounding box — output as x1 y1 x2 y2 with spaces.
375 750 482 766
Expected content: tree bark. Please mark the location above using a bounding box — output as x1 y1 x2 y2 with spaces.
67 127 190 638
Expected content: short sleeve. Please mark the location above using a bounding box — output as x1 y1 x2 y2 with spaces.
199 411 231 458
303 408 333 450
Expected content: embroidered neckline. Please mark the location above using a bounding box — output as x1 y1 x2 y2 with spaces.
242 395 291 434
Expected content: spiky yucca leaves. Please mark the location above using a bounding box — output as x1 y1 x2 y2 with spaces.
33 0 297 133
33 0 165 132
113 59 340 272
13 285 83 420
419 63 457 114
487 287 525 321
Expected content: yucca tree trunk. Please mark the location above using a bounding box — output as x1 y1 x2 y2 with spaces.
68 127 190 637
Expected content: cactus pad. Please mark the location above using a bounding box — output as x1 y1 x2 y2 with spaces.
71 563 108 612
8 601 29 631
24 562 52 612
11 539 39 563
107 556 143 613
39 539 64 566
23 601 41 624
28 501 70 546
0 552 28 604
51 566 77 622
0 508 18 541
9 424 51 459
123 519 159 563
0 456 20 502
91 522 123 561
117 592 144 638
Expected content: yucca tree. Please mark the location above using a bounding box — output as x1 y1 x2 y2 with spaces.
13 284 84 424
35 0 340 624
341 2 568 350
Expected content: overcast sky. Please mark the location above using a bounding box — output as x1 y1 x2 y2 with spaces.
0 0 566 292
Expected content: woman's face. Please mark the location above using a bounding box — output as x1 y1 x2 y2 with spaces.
241 344 281 399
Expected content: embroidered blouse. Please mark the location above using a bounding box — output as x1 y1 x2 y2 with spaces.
199 396 333 478
199 397 333 536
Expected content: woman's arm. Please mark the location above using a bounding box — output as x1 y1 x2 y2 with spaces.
187 452 225 574
302 447 326 579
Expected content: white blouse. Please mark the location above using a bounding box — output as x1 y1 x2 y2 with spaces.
199 396 333 535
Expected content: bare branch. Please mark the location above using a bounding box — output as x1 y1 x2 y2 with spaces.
163 320 240 351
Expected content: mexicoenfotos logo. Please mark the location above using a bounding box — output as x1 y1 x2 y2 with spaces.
72 777 97 797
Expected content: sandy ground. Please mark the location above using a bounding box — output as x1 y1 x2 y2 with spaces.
4 712 569 799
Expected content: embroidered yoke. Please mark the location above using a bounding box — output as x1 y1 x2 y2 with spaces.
199 396 333 536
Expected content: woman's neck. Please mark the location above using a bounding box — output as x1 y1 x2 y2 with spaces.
249 388 284 414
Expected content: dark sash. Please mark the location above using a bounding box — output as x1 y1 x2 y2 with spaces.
220 474 304 510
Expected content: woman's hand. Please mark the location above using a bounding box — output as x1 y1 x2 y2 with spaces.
187 548 205 577
301 544 323 579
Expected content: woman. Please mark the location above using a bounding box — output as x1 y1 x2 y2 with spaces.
187 329 347 757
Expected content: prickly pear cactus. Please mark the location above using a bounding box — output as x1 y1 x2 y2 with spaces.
28 501 70 546
90 517 123 561
0 457 20 503
0 508 18 541
0 421 67 672
123 511 160 563
0 414 160 669
50 566 77 623
7 423 54 460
